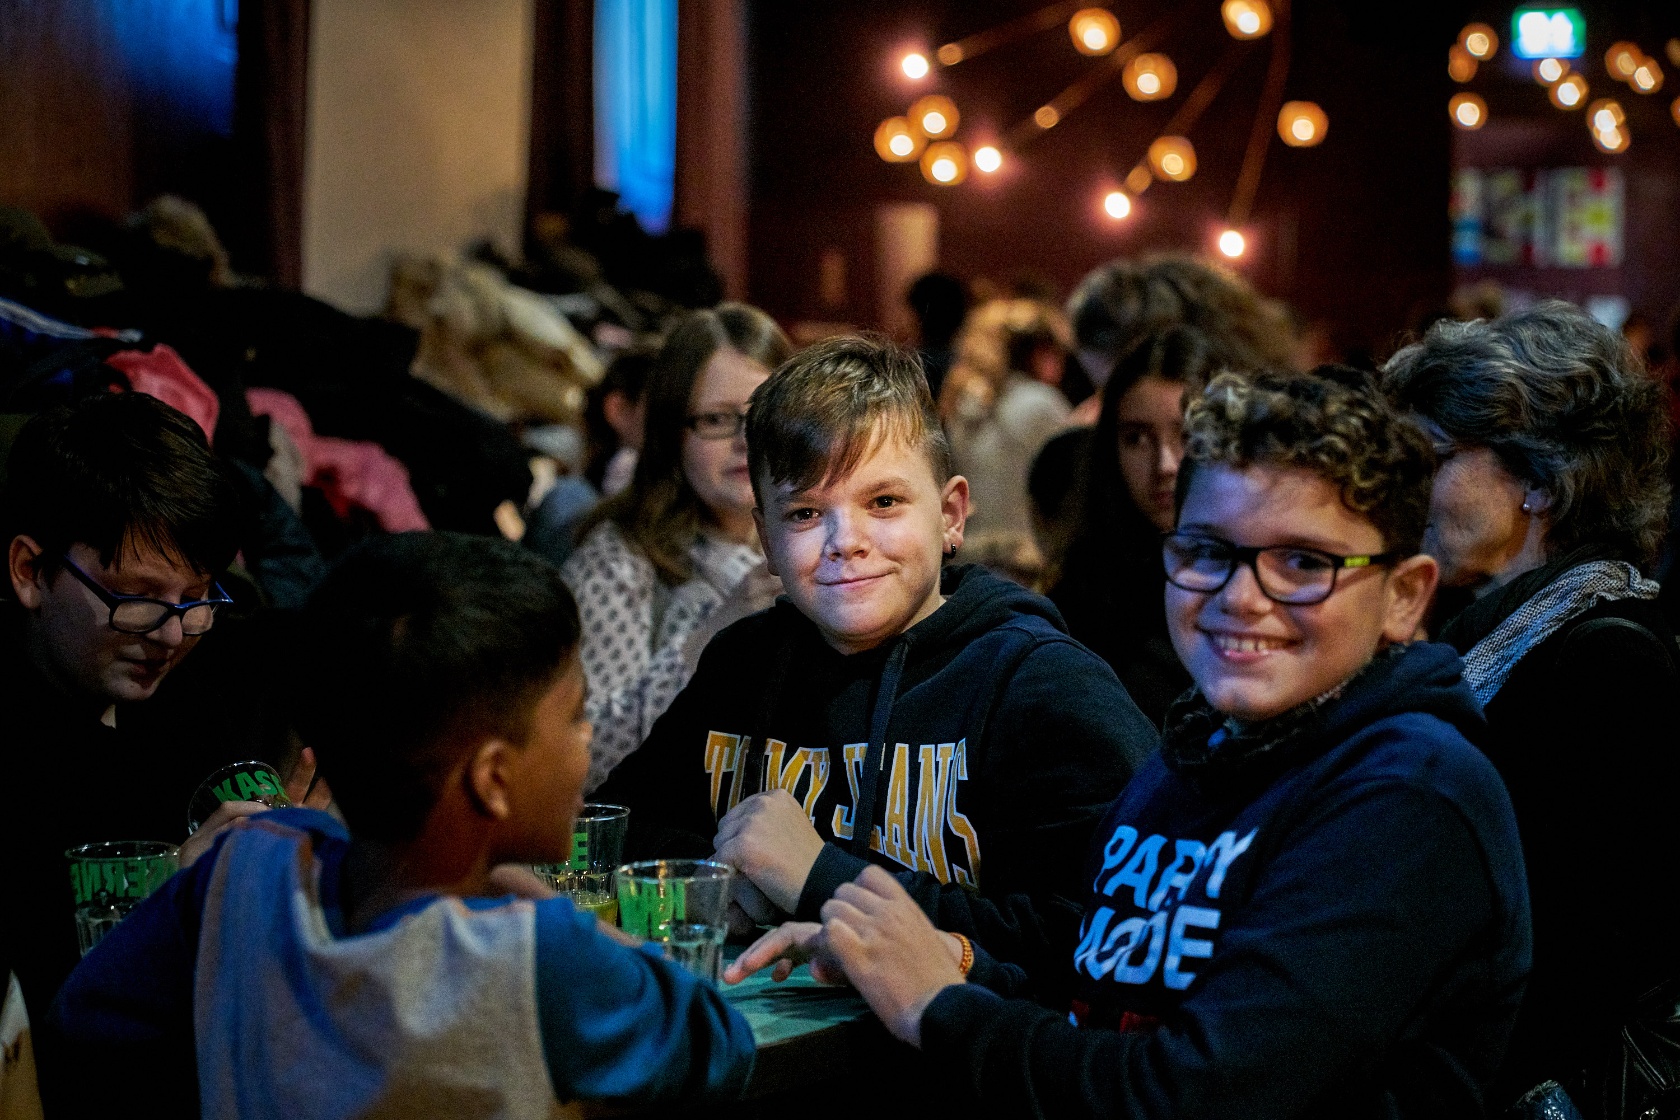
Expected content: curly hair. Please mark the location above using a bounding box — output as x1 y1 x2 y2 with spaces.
1180 366 1438 554
1067 254 1297 373
1381 301 1670 570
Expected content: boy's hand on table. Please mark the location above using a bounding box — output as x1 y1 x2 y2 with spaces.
723 921 846 985
713 790 825 913
820 866 966 1049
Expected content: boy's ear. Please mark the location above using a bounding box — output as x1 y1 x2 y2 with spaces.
9 535 46 609
464 737 518 822
1382 553 1439 645
940 475 970 556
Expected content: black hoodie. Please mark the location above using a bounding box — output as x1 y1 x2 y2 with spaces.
600 565 1159 982
919 642 1532 1119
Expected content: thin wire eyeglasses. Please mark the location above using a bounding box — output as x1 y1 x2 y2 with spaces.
684 409 749 440
60 556 232 636
1161 531 1401 606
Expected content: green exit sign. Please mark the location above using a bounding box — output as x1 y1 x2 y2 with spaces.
1512 7 1586 59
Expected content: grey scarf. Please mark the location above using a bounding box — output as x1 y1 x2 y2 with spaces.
1459 560 1660 706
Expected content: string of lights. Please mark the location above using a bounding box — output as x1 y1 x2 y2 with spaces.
874 0 1325 261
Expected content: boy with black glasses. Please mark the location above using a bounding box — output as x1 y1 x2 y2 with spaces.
0 393 292 1043
734 367 1533 1119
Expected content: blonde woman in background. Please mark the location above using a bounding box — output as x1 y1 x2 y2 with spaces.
941 299 1073 543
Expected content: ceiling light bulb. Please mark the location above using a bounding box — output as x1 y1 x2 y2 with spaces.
901 53 929 79
1450 93 1487 129
1218 230 1246 258
1104 191 1131 219
974 146 1002 173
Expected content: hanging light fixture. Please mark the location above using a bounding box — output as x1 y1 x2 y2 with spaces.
1550 74 1589 109
973 145 1003 173
1068 8 1120 56
1459 23 1498 60
1221 0 1272 40
1449 92 1488 129
1533 57 1567 84
901 52 930 79
910 95 959 139
1632 60 1664 94
1606 42 1643 82
1588 99 1625 131
1449 45 1478 83
874 117 925 162
1277 101 1328 147
1147 136 1197 182
1592 121 1629 153
1218 229 1246 258
920 141 969 185
1122 54 1178 101
1103 191 1132 219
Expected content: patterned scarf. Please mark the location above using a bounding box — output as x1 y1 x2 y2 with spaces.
1458 560 1660 706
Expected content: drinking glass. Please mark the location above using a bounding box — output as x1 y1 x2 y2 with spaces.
66 840 179 956
187 760 292 835
616 859 734 983
533 804 629 924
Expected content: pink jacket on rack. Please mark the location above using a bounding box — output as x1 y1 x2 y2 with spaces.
246 388 430 533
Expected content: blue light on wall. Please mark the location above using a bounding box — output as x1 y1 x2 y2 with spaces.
1511 7 1586 60
594 0 678 234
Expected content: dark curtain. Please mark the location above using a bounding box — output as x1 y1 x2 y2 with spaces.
231 0 310 288
527 0 596 236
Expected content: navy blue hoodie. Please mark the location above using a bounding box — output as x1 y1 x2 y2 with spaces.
600 565 1160 984
919 642 1532 1119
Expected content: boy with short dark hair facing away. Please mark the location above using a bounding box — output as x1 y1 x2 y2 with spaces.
50 533 754 1117
601 336 1159 989
733 367 1533 1118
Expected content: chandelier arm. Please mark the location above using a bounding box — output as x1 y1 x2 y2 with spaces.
1228 0 1293 226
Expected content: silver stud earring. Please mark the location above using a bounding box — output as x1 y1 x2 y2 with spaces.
1521 500 1533 514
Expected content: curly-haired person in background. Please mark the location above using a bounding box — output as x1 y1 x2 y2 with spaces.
1384 302 1680 1119
732 366 1532 1120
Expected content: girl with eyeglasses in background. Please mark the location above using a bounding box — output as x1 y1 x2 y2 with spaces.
562 305 792 793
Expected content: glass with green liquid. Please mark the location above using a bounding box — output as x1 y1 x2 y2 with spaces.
534 804 628 924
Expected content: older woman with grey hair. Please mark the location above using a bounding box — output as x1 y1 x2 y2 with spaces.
1383 300 1680 1119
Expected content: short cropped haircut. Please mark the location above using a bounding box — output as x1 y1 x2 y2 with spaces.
1382 301 1670 569
747 335 951 501
1179 367 1437 555
0 392 239 577
294 532 581 843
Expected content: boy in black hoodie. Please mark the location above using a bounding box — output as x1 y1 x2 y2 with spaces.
733 368 1533 1118
600 336 1158 984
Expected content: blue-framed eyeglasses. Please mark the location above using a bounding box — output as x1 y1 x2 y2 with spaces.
60 557 233 636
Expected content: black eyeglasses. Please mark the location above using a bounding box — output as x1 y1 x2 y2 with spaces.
1161 531 1400 606
60 557 233 636
684 409 749 441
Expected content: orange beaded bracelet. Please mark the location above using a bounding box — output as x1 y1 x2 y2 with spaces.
952 932 974 976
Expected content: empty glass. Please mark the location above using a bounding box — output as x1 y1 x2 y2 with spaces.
186 760 292 835
617 859 734 983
